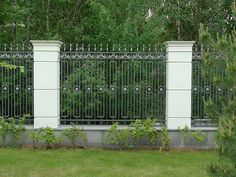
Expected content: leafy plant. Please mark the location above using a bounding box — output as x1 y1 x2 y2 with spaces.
179 125 191 148
62 123 87 148
30 129 43 149
8 116 27 147
40 127 57 149
0 117 10 147
192 130 206 144
160 126 170 151
143 118 158 145
131 119 145 145
208 159 236 177
200 7 236 176
104 122 131 149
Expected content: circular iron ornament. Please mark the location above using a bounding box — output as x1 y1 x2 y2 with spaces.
98 86 103 92
204 86 210 93
62 87 67 92
110 86 116 92
15 85 20 92
193 87 198 92
74 85 79 91
27 85 32 92
229 88 233 92
217 87 222 93
2 85 8 92
86 86 92 92
135 86 140 92
159 87 164 92
123 86 128 93
147 86 152 92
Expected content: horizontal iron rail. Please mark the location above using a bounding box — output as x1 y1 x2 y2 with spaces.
60 52 166 60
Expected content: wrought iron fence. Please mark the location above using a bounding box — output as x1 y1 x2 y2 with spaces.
60 44 166 125
0 44 33 124
191 50 233 127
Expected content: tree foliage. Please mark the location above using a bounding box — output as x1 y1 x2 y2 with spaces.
200 2 236 176
0 0 235 44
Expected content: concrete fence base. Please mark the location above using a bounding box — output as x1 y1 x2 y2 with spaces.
0 127 217 150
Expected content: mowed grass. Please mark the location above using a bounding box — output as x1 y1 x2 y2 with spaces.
0 148 216 177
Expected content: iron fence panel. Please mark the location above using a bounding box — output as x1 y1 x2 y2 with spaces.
60 46 166 125
0 47 33 124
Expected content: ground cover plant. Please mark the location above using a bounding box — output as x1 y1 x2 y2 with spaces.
0 148 217 177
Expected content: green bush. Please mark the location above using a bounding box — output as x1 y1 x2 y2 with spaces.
62 123 87 148
131 118 158 146
131 119 145 145
0 117 10 146
39 127 57 148
179 125 191 148
30 130 43 148
143 118 158 145
200 7 236 175
104 119 158 149
192 130 206 144
104 122 131 149
160 127 170 151
0 115 29 147
208 159 236 177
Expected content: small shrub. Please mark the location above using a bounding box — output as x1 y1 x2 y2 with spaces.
160 126 170 151
143 118 158 145
131 119 144 145
192 130 206 144
179 125 191 148
0 117 10 147
40 127 57 148
62 123 87 148
8 116 27 147
30 130 43 148
208 159 236 177
104 122 131 149
116 128 131 149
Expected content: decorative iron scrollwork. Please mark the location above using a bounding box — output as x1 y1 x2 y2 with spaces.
60 52 166 60
0 52 33 59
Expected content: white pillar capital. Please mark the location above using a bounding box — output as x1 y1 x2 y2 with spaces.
165 41 195 52
30 40 62 52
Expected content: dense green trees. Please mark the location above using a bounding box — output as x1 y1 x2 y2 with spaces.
199 2 236 176
0 0 235 44
202 28 236 177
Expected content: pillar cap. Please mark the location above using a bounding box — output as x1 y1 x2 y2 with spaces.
165 41 195 47
30 40 63 46
30 40 63 52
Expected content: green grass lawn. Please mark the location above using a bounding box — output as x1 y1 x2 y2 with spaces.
0 148 216 177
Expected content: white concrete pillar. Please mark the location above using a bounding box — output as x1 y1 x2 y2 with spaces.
31 40 62 128
165 41 195 129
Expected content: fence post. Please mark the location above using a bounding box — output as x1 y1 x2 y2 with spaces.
30 40 62 128
165 41 195 129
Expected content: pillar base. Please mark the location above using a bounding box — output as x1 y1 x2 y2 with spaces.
34 117 59 128
167 118 191 129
